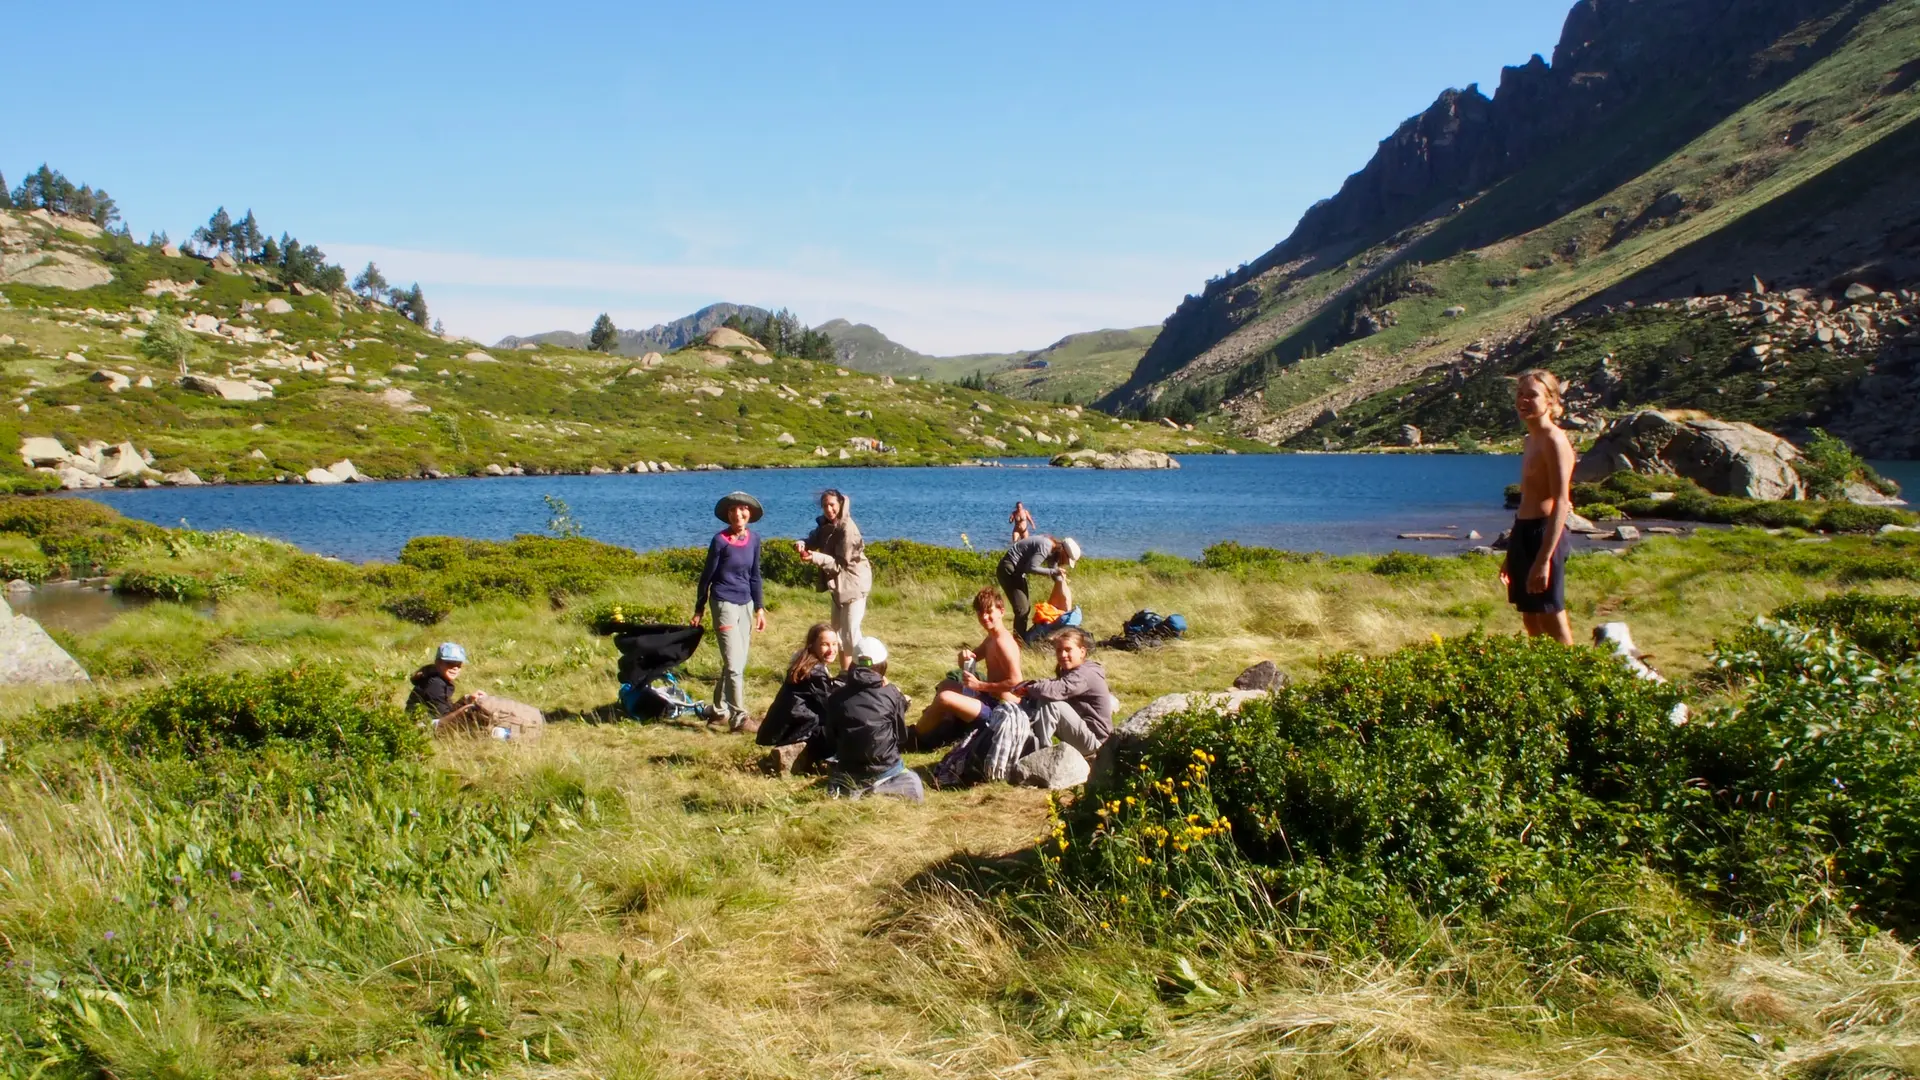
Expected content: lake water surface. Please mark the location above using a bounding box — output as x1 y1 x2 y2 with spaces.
74 455 1918 563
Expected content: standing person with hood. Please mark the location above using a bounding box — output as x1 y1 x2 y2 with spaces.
694 491 768 732
795 488 870 666
995 533 1081 636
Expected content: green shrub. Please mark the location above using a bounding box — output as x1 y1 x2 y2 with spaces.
1370 550 1444 577
1797 428 1894 500
577 599 685 635
1199 541 1323 574
1819 502 1908 533
381 590 453 625
37 666 424 763
1684 620 1920 931
113 568 239 603
0 494 165 574
1770 593 1920 662
1581 502 1625 521
0 533 50 582
866 538 998 581
1055 634 1689 938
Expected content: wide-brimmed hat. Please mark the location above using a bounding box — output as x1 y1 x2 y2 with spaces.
1057 537 1082 568
714 491 764 523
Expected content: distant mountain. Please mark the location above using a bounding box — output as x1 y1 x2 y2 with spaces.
815 319 1017 381
1098 0 1920 455
496 302 771 355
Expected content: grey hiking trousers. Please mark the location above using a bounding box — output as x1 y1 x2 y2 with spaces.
711 599 754 724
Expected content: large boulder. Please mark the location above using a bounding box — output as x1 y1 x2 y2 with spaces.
179 374 262 402
1090 689 1267 786
1049 449 1180 470
95 442 152 481
1574 411 1804 500
0 250 114 290
705 327 760 350
18 437 70 468
0 603 91 686
1008 743 1091 789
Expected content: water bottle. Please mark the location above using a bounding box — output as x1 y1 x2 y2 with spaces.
962 657 979 680
491 726 512 741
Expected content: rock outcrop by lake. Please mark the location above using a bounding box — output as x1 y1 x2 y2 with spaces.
1576 411 1807 500
1049 449 1179 470
0 598 91 687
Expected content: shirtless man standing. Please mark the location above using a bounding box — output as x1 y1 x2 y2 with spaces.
1500 370 1576 645
912 587 1023 749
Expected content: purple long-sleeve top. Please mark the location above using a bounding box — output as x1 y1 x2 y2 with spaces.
696 529 765 611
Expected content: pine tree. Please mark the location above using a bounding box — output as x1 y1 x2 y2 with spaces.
588 313 620 352
352 261 389 298
193 207 234 254
392 284 428 326
0 172 10 209
233 210 263 261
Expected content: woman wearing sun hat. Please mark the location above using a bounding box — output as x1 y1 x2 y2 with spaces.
693 491 768 731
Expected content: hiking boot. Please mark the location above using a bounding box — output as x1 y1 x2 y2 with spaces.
727 711 749 734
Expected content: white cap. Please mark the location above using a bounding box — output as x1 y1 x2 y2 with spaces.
853 636 889 666
1058 537 1082 567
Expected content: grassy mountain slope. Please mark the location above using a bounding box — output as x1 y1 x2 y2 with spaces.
0 211 1225 492
1104 0 1920 454
986 326 1159 404
814 318 1018 381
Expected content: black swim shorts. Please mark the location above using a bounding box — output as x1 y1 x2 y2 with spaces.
1506 517 1571 614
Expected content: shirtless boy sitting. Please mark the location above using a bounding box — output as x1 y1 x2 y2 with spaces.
912 587 1023 750
1500 370 1576 645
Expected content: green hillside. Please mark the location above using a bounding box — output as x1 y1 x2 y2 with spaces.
987 326 1159 404
0 210 1229 493
1105 0 1920 456
814 318 1020 381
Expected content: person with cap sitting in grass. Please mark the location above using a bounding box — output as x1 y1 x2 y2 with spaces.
407 642 487 727
822 637 924 802
996 533 1082 637
693 491 768 732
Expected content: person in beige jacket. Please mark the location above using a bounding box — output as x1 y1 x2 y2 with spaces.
795 489 872 667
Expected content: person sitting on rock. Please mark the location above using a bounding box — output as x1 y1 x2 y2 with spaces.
1014 627 1111 757
822 637 924 802
407 642 487 728
757 623 842 765
996 534 1081 636
912 588 1023 750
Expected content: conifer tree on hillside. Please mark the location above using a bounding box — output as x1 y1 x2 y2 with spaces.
390 284 428 326
588 313 620 352
233 210 264 262
10 165 118 226
352 262 389 299
194 207 234 254
0 172 10 209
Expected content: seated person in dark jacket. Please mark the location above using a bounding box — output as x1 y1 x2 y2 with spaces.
822 637 924 802
757 623 842 754
407 642 486 726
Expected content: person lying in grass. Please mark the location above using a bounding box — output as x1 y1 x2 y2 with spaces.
406 641 487 727
823 637 924 802
913 588 1023 751
1014 627 1111 757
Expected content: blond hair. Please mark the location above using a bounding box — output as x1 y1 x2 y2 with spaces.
1514 369 1566 420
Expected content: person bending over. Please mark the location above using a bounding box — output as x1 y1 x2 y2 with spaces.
1500 370 1576 645
996 533 1080 636
913 588 1023 750
823 638 924 802
407 641 487 727
1015 627 1112 758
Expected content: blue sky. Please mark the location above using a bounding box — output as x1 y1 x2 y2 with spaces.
4 1 1572 352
